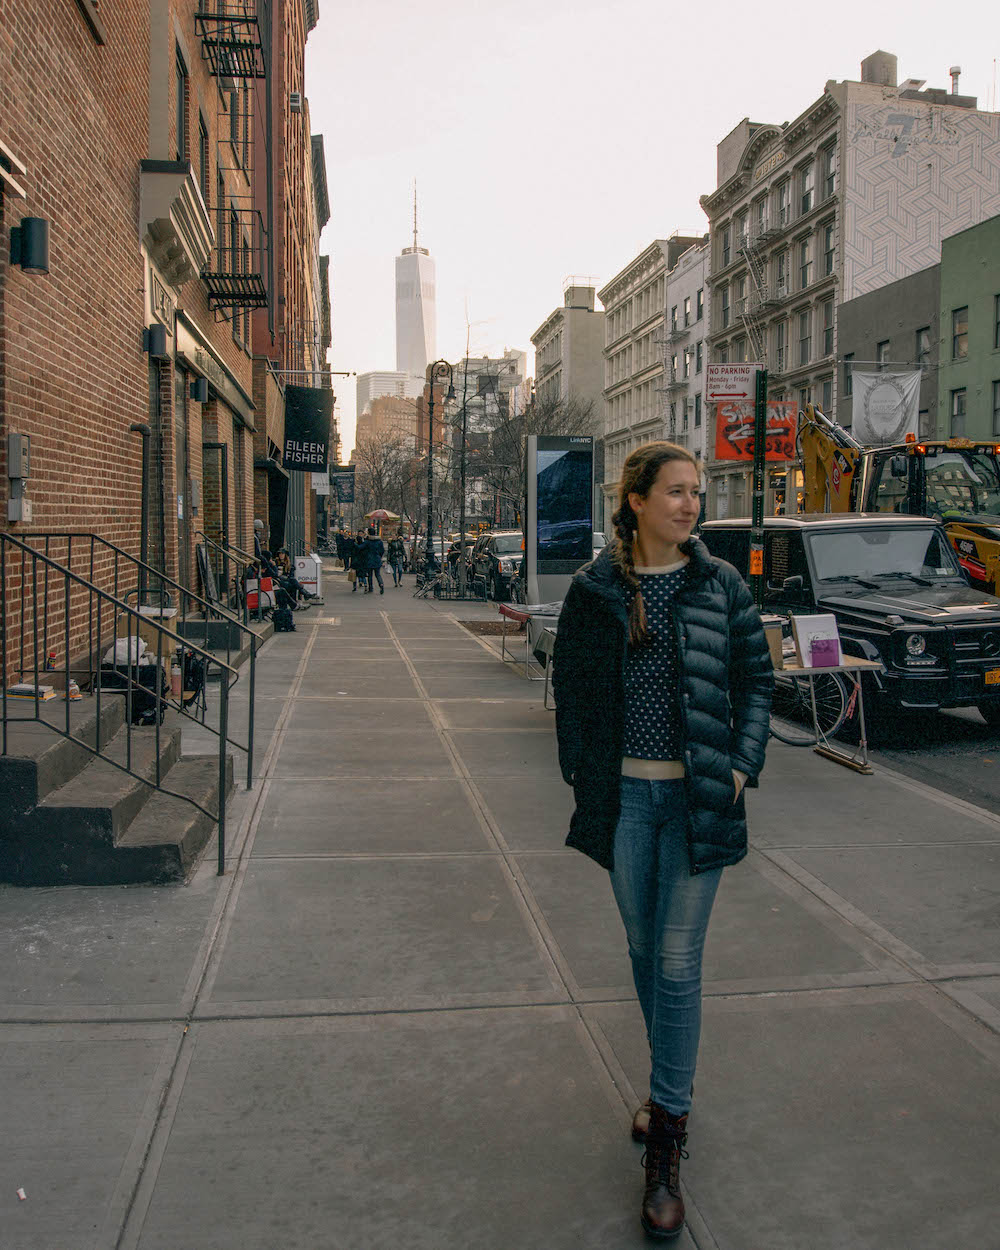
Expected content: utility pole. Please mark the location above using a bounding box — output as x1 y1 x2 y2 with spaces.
749 368 768 609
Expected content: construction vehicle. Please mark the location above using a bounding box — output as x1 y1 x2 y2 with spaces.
798 404 1000 594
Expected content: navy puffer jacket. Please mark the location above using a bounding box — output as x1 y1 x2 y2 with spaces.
552 537 773 874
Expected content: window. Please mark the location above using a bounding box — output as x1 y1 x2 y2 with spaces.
876 340 890 372
683 349 690 379
799 309 811 365
720 286 730 329
175 48 188 161
778 181 790 225
670 305 677 331
718 343 729 364
821 378 832 411
843 353 854 397
737 211 748 248
799 386 811 411
994 381 1000 437
695 340 703 373
722 226 731 267
995 295 1000 350
671 354 678 379
822 145 837 198
198 115 210 204
823 223 835 275
694 394 702 427
683 296 691 326
669 402 676 434
800 162 814 215
822 300 834 355
776 250 787 296
775 321 786 373
952 307 969 359
735 336 747 363
799 238 812 290
682 401 689 432
696 288 704 320
951 387 967 436
754 197 766 235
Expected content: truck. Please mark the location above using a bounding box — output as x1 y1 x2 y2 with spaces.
798 404 1000 594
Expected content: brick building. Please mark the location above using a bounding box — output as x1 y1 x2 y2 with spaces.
0 0 331 684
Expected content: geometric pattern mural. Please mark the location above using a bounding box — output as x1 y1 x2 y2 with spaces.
844 86 1000 301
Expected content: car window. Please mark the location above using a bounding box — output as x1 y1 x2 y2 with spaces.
869 456 912 515
492 535 522 554
699 528 750 575
924 453 1000 519
765 532 811 604
806 527 963 581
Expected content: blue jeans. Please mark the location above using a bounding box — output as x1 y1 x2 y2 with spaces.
609 776 721 1116
390 558 404 585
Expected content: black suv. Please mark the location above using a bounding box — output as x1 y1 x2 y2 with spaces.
472 530 524 601
699 514 1000 725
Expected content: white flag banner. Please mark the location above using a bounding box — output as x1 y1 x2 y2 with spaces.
851 372 921 446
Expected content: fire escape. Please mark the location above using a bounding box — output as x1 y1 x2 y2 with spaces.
195 1 269 316
738 217 782 371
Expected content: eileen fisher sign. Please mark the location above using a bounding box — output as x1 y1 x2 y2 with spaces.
283 385 332 472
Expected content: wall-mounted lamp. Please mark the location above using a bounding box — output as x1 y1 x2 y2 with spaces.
142 323 168 358
9 217 49 274
190 376 209 403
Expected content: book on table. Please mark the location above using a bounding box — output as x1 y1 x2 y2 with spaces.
790 614 842 668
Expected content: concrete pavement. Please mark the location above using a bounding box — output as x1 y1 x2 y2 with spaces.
2 562 999 1249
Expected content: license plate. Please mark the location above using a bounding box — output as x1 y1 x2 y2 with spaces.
986 669 1000 685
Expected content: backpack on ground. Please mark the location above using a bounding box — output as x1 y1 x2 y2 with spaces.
272 607 296 633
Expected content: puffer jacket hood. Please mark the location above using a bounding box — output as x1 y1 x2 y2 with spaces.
552 536 773 874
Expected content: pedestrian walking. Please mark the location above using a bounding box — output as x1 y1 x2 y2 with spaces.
552 440 772 1242
387 532 406 587
362 527 385 595
347 532 364 592
335 529 347 568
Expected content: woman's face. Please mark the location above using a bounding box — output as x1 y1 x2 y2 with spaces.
629 459 701 548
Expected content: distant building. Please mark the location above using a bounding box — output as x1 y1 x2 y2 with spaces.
531 280 605 417
836 266 940 439
663 242 711 469
700 49 1000 517
598 235 705 533
356 370 423 418
395 193 436 384
356 395 420 450
937 214 1000 440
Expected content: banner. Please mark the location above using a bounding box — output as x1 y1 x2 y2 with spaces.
331 466 355 504
283 385 332 471
851 372 920 446
311 472 330 495
714 400 797 462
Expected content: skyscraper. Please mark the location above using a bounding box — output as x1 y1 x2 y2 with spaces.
395 187 436 380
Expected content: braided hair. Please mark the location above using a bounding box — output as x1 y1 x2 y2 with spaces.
610 441 699 646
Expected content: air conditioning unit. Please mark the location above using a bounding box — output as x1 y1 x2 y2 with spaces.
290 92 302 113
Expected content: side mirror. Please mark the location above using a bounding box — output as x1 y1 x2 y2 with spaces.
890 455 908 479
782 575 804 592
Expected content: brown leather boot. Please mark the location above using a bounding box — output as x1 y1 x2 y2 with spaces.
632 1099 652 1142
640 1103 688 1241
632 1084 692 1143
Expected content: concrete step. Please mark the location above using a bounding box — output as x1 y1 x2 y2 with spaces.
0 694 125 817
0 723 182 886
116 754 235 883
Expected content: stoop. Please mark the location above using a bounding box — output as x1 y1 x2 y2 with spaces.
0 696 234 886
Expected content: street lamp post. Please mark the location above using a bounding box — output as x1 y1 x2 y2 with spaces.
425 359 454 572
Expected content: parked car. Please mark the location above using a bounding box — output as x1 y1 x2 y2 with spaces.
472 530 524 601
699 513 1000 726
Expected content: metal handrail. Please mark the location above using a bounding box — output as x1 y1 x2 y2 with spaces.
194 529 257 625
19 532 258 788
2 534 256 874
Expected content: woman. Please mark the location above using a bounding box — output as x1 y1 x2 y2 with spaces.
348 532 365 593
361 527 385 594
552 441 772 1242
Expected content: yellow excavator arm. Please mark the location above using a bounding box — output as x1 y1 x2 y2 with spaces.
798 404 865 513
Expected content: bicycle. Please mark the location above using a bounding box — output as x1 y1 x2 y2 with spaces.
769 668 853 745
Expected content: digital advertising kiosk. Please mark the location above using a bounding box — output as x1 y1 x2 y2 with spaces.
524 434 594 607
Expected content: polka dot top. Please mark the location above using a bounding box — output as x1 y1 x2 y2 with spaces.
622 561 688 761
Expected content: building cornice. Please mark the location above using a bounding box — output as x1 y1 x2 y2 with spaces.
598 240 668 307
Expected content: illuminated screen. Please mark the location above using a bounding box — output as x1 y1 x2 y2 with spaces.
536 447 593 566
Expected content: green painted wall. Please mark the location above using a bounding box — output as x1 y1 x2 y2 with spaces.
937 215 1000 439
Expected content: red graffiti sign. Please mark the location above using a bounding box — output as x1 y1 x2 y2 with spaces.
714 400 797 462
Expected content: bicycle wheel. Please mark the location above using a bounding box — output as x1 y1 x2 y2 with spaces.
769 671 848 745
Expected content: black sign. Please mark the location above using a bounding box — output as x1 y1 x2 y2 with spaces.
283 385 332 472
331 465 355 503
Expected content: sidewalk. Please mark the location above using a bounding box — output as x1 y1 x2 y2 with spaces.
2 562 999 1249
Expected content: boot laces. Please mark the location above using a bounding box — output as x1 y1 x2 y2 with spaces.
642 1131 688 1195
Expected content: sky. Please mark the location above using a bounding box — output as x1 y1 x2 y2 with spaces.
304 0 998 462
